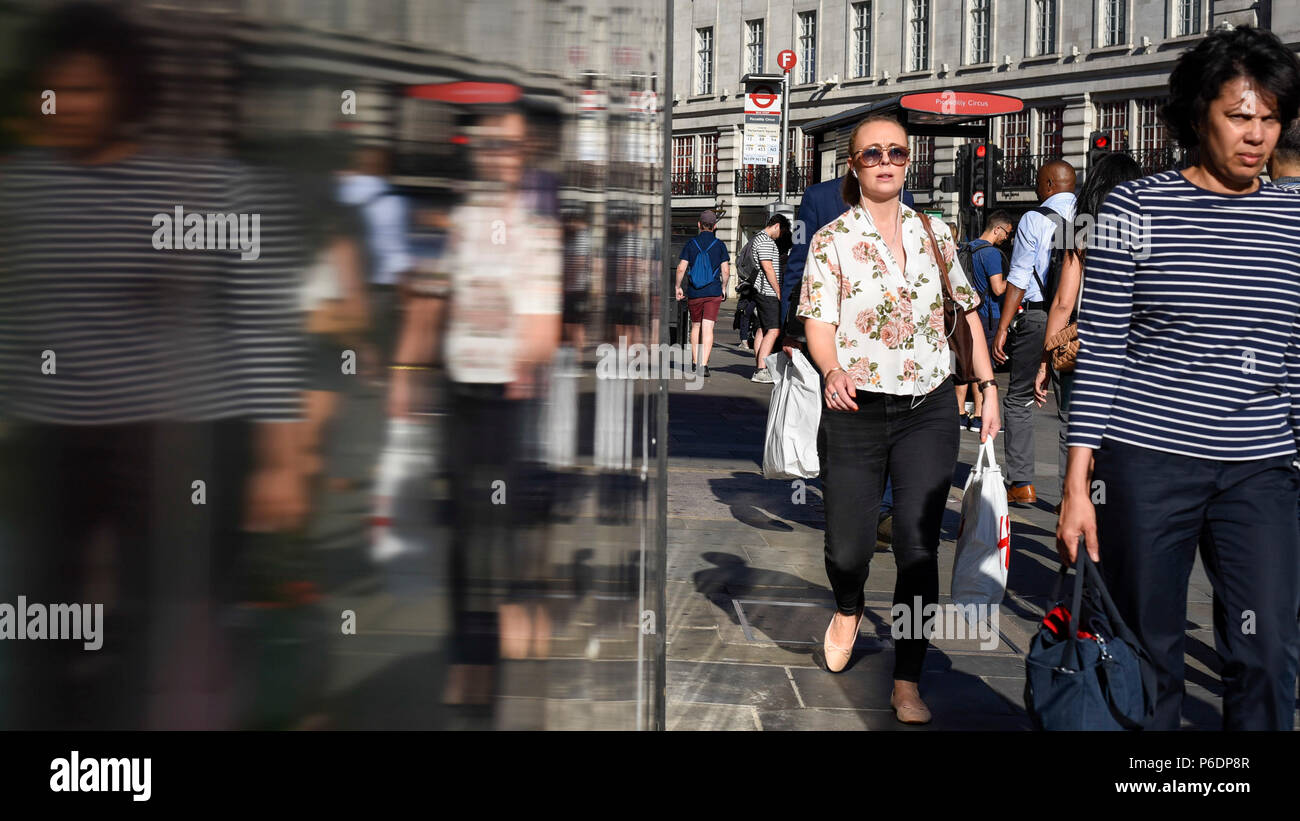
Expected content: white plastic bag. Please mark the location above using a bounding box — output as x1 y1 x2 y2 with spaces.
371 418 436 563
952 438 1011 607
762 350 821 479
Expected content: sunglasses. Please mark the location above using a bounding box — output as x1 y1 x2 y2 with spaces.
852 144 910 167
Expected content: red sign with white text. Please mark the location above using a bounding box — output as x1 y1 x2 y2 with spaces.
899 91 1023 117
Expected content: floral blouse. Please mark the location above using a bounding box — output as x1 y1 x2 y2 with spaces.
797 202 979 397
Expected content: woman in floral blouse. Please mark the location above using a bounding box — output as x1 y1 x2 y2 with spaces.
797 114 1001 723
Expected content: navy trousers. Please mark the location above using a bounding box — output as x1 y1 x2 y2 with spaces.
1092 439 1300 730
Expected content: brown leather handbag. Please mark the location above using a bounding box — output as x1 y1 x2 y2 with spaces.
919 213 979 384
1046 323 1079 372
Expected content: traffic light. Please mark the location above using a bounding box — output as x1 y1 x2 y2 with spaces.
987 144 1004 196
1087 131 1111 171
955 143 971 204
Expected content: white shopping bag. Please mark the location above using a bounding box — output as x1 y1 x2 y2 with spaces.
952 438 1011 607
762 350 822 479
371 417 436 563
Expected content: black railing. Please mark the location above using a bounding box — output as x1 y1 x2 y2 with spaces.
1122 146 1197 176
905 163 934 192
996 152 1062 189
671 170 718 196
734 164 814 195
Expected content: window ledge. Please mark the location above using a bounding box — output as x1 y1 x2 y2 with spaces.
1090 44 1132 57
896 69 934 81
957 61 998 73
839 76 879 88
1021 54 1060 66
686 94 717 103
1160 33 1205 48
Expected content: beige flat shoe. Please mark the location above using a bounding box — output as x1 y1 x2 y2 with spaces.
823 608 863 673
890 683 932 724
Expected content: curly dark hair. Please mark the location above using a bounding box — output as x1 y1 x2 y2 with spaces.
1161 26 1300 149
20 2 158 128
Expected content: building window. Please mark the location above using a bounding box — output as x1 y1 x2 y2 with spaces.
695 28 714 95
1136 99 1168 151
908 0 930 72
1101 0 1127 47
852 3 872 78
1037 106 1065 157
1176 0 1201 37
1000 111 1030 163
1034 0 1057 56
907 134 935 190
968 0 990 65
698 133 718 181
672 136 694 179
746 19 765 74
798 12 817 85
1096 101 1130 151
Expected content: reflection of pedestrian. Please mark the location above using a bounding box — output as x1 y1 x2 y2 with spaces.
0 2 307 728
390 105 562 703
561 208 592 357
1058 27 1300 731
337 145 413 380
674 209 730 377
799 114 1000 724
993 161 1077 505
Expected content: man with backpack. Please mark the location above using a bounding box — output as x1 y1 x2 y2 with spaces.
675 210 730 377
993 161 1076 505
955 210 1014 432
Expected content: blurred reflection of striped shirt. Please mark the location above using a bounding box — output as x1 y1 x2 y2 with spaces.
0 148 306 424
564 227 591 293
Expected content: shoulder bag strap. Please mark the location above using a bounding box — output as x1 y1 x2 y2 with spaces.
918 213 956 304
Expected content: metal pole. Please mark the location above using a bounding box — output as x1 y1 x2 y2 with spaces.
778 72 789 203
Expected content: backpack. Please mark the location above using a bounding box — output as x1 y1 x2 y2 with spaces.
960 240 1003 332
735 235 760 298
1029 205 1067 306
687 236 721 290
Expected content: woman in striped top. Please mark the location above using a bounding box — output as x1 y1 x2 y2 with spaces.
1057 27 1300 731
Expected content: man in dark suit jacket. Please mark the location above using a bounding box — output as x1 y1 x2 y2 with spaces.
780 178 914 335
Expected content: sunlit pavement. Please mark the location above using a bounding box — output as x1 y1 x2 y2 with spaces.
664 298 1239 731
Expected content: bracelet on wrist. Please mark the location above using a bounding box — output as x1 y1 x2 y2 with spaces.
824 366 843 380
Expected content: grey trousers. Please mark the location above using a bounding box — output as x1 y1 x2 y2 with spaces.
1001 309 1046 485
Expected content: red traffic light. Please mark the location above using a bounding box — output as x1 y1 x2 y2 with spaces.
976 144 987 158
1093 135 1109 149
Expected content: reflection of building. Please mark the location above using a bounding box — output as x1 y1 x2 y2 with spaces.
673 0 1298 262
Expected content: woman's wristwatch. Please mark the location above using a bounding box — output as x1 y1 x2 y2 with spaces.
976 379 997 392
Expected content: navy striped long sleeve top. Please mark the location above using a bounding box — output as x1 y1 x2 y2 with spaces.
1067 170 1300 460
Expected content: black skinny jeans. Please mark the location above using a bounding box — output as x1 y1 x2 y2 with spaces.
821 377 960 682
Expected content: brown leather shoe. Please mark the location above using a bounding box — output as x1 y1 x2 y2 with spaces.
890 681 932 725
1007 484 1037 505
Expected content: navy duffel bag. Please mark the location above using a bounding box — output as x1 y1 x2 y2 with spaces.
1024 546 1156 731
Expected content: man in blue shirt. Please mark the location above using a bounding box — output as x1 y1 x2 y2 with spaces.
993 161 1077 505
675 210 730 377
956 210 1013 431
